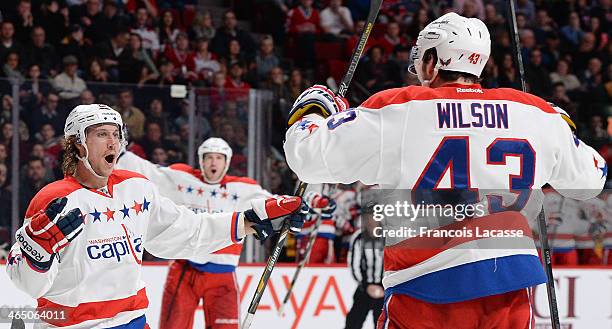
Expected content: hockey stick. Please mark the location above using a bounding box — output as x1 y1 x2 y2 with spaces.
508 1 560 328
279 183 342 316
508 0 526 92
241 2 382 328
278 209 323 317
241 182 308 329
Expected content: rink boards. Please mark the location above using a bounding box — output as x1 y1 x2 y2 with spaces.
0 263 610 328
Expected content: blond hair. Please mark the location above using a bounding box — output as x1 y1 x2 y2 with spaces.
62 136 80 175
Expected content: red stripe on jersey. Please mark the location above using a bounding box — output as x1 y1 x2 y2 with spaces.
383 211 533 272
168 164 261 186
222 175 259 185
303 219 335 229
37 288 149 327
230 212 240 244
110 169 148 182
169 163 200 178
213 243 243 255
25 179 82 218
360 84 556 114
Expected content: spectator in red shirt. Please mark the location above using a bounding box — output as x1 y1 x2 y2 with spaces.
345 20 376 59
285 0 321 68
286 0 320 35
376 21 407 58
124 0 158 18
163 32 196 81
225 61 251 105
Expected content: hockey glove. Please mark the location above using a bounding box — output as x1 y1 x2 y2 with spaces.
16 197 84 271
288 85 349 126
304 191 331 209
244 196 310 241
320 199 337 220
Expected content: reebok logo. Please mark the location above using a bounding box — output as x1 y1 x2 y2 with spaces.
456 88 483 93
16 231 44 261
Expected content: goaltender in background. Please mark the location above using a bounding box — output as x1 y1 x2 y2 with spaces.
370 201 525 239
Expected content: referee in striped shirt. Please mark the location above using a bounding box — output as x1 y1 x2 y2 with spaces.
345 224 384 329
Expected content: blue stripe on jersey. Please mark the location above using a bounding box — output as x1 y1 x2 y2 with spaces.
317 232 336 240
106 315 146 329
188 261 236 273
551 247 575 253
385 254 546 304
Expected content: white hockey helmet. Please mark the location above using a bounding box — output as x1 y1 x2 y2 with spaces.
64 104 127 178
197 137 232 183
408 12 490 84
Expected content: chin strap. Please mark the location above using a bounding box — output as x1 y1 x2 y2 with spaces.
76 144 105 179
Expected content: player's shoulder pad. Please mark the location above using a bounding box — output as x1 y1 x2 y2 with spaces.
25 178 81 218
169 163 202 180
493 88 557 114
360 86 430 109
111 169 149 183
222 175 260 186
169 163 196 174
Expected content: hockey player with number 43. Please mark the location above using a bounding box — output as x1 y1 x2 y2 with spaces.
6 104 309 329
284 12 606 329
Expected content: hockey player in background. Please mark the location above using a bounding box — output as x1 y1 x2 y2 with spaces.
118 137 270 329
283 12 606 329
542 188 583 265
117 137 330 328
297 187 338 263
6 105 308 329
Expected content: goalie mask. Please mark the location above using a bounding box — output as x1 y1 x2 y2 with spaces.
408 12 491 85
198 137 233 184
64 104 127 178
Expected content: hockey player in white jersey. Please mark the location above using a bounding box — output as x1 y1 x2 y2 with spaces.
283 12 606 329
6 104 308 329
117 137 273 328
116 137 331 328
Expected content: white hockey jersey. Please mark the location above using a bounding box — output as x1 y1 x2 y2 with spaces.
117 151 271 272
6 170 241 328
284 84 607 303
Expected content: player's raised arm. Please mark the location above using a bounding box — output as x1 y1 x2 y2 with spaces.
547 106 607 200
144 190 308 258
7 196 83 298
283 85 401 185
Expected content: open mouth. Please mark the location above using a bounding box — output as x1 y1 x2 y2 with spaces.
211 168 218 174
104 154 116 164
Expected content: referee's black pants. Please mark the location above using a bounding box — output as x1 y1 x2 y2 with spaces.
345 286 384 329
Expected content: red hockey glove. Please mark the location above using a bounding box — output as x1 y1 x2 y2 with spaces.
244 196 309 241
304 191 331 209
16 197 83 271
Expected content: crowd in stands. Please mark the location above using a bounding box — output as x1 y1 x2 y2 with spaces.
0 0 609 263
